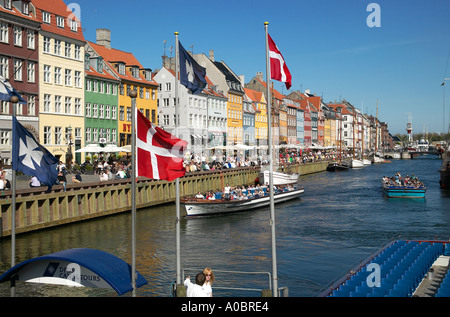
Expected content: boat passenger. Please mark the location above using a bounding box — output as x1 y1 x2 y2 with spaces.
224 183 231 200
195 192 204 199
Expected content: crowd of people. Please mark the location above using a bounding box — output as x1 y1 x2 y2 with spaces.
192 182 297 202
382 172 425 188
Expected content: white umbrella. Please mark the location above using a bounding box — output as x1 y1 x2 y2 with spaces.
75 144 105 153
103 144 130 153
120 145 132 153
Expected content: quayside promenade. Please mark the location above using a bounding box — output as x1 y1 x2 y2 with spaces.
0 161 328 238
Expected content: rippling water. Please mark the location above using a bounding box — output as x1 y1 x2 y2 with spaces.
0 158 449 297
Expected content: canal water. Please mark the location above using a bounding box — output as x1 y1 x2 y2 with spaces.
0 157 449 297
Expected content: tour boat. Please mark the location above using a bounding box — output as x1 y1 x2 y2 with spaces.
181 186 304 217
319 239 450 297
382 180 426 199
258 170 299 185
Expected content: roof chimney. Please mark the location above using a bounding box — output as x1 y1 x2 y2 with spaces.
256 72 263 81
209 50 215 62
96 28 111 49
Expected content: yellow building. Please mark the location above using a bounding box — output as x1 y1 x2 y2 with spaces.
227 91 243 145
89 30 158 147
34 0 86 163
245 88 268 153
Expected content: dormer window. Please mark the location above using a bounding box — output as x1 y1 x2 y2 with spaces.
70 20 78 32
97 58 103 73
4 0 11 10
116 62 125 76
22 2 29 15
131 66 139 79
42 11 51 24
56 16 64 28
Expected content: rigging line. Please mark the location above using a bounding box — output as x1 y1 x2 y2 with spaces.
443 49 450 79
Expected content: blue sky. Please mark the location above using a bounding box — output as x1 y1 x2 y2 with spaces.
70 0 450 135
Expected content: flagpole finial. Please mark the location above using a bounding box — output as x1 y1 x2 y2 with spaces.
264 21 269 26
9 96 19 103
174 32 179 35
129 90 137 99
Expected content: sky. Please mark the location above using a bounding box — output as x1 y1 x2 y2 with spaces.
68 0 450 135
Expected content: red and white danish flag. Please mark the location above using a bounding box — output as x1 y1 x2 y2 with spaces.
136 109 187 182
268 34 292 90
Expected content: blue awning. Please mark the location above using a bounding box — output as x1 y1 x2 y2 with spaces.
0 248 147 296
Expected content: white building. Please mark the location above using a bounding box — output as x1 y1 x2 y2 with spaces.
153 67 227 160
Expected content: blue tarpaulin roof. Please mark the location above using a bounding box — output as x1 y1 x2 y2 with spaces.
0 248 147 296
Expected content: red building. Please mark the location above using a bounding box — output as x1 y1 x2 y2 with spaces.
0 0 40 163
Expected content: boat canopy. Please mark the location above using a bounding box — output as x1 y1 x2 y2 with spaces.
0 248 147 296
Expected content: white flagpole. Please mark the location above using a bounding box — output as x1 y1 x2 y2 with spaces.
10 95 18 297
174 32 182 288
130 89 137 296
264 21 279 297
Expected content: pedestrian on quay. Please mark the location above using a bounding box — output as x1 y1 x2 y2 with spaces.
203 268 215 297
184 272 208 297
57 171 67 192
72 171 82 184
30 176 41 187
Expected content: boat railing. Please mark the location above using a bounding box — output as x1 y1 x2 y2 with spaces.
181 267 288 297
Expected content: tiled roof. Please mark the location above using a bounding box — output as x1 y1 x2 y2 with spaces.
88 41 157 86
32 0 85 42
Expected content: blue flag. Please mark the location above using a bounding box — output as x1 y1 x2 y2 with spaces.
178 41 207 95
0 76 26 104
12 117 58 188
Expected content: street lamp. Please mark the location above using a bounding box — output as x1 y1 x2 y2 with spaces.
66 125 73 168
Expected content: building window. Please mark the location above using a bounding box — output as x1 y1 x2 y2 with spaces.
55 127 62 145
0 22 8 43
14 26 22 46
65 42 71 58
42 11 51 24
14 59 22 81
28 95 35 115
43 36 50 53
55 95 62 113
85 103 91 117
54 39 61 55
4 0 11 10
111 106 117 119
44 94 51 112
27 30 35 49
65 97 71 114
27 61 35 83
74 45 81 60
92 104 98 118
54 67 61 85
56 16 64 28
65 69 72 86
0 56 9 78
74 71 81 88
44 127 51 145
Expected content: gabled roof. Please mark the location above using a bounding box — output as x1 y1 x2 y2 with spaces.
88 41 157 86
32 0 85 42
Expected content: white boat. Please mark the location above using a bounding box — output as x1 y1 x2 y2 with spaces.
181 186 304 216
363 159 372 165
372 155 386 163
350 159 364 168
259 171 299 185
